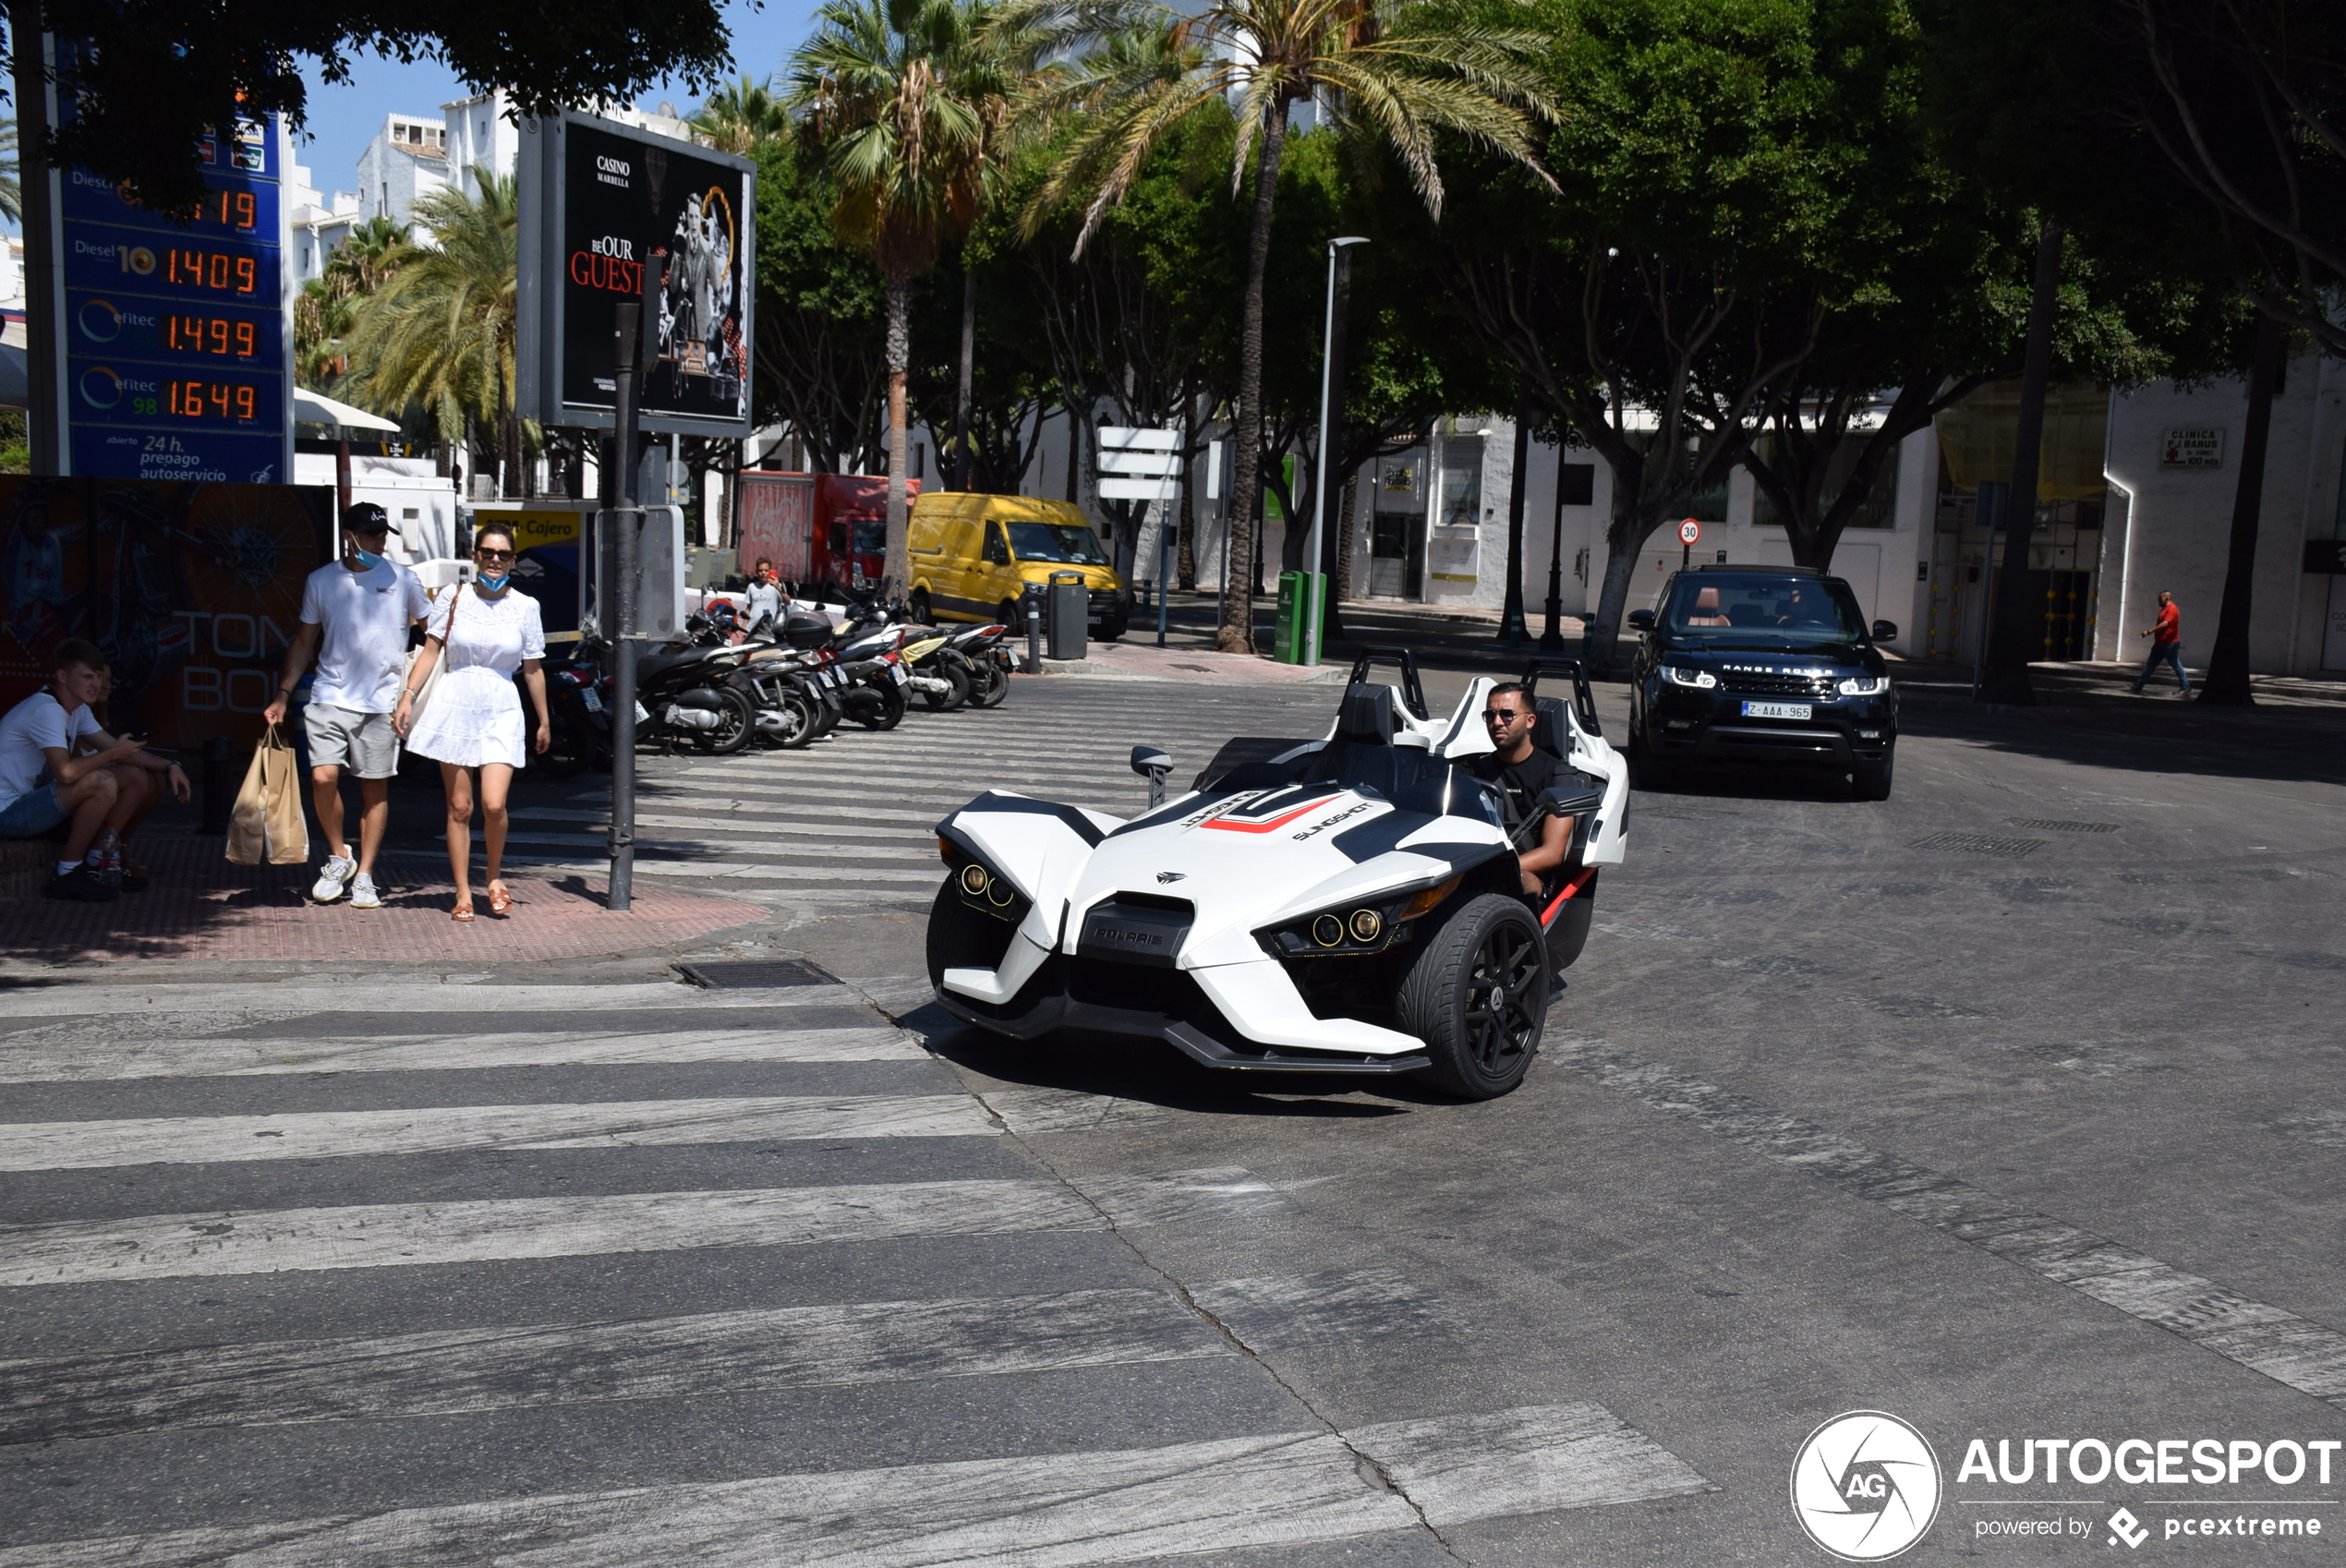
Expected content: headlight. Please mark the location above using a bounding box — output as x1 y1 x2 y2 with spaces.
1836 675 1890 696
1663 666 1717 689
938 837 1028 921
1263 876 1458 959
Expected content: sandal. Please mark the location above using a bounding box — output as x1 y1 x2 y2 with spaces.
452 900 476 923
486 881 514 917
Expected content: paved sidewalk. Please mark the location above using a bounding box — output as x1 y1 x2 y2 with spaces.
1030 640 1348 683
0 836 768 965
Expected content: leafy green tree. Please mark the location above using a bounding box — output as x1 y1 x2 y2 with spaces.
17 0 731 216
295 216 409 391
1004 0 1554 652
693 76 792 154
747 127 890 473
342 172 526 493
0 119 18 223
788 0 1017 591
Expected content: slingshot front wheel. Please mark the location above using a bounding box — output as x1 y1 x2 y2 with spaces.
1397 894 1548 1099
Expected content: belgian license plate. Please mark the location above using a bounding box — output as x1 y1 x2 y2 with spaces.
1741 700 1811 720
579 688 603 713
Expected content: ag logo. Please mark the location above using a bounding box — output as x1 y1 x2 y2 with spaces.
1790 1410 1941 1561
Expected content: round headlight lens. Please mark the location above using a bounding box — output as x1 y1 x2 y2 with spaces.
959 864 988 897
986 876 1017 907
1348 908 1384 944
1312 914 1345 947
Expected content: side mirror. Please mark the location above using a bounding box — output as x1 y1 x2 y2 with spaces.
1131 745 1174 808
1626 609 1655 632
1871 620 1898 642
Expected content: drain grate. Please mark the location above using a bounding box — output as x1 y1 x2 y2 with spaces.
2008 818 2122 834
1909 832 2046 859
679 959 840 989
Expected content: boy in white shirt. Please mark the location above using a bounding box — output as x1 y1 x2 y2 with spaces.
261 503 432 908
0 639 189 901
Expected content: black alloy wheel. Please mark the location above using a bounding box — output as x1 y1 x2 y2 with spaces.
1398 893 1548 1099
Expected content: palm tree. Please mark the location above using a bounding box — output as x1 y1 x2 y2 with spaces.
694 76 793 153
0 119 19 224
296 217 417 390
789 0 1016 590
1003 0 1554 652
342 171 525 492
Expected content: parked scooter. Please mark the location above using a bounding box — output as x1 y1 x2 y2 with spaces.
633 617 759 754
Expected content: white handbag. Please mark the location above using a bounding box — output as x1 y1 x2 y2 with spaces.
403 585 461 726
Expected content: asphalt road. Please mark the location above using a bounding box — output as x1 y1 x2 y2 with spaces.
4 672 2342 1566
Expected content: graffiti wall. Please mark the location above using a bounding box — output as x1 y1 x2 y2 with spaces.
0 477 333 748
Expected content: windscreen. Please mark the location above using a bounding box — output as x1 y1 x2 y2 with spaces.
1663 573 1866 641
1008 523 1108 565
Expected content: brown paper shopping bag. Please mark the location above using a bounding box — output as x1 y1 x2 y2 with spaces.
227 723 309 865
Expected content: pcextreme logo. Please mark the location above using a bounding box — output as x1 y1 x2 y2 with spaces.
1792 1411 1944 1562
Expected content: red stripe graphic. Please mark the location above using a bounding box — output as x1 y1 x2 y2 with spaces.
1541 865 1598 926
1201 792 1346 834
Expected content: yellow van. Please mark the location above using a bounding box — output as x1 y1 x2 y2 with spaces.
906 493 1132 640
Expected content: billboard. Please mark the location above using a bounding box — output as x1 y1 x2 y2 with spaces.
43 42 296 483
518 114 755 437
0 478 332 749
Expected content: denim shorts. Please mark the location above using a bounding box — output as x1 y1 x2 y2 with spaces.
0 783 67 839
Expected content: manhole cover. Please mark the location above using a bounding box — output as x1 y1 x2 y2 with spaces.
1909 832 2046 859
2008 818 2122 833
679 959 840 989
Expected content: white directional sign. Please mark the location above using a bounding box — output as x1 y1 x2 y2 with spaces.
1098 426 1181 502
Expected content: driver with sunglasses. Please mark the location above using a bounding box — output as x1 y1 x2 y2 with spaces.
1468 682 1575 899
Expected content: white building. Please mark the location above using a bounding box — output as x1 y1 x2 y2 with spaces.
2102 352 2346 675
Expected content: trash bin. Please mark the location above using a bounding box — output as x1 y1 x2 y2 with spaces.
1274 571 1325 664
1048 571 1088 661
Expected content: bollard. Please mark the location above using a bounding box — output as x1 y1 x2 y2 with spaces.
197 736 236 835
1023 586 1044 672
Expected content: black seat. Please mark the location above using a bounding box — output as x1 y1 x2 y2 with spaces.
1332 684 1400 746
1529 695 1571 760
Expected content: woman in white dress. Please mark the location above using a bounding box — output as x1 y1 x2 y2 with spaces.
393 526 550 921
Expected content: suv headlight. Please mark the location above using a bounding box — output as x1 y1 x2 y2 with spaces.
1259 875 1460 959
1836 675 1890 696
1663 665 1717 689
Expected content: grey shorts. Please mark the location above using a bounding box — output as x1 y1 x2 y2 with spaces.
304 703 401 778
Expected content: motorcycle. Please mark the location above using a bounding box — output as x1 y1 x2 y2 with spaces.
727 607 844 749
828 596 979 713
541 639 613 777
632 618 759 754
939 621 1013 709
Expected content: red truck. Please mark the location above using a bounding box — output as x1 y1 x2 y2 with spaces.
734 472 922 594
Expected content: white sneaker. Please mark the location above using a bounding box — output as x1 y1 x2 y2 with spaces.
310 853 357 903
348 872 381 910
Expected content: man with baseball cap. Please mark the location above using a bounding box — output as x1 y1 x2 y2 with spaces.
263 502 432 908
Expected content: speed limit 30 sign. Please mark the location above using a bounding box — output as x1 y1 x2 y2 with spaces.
1677 518 1702 546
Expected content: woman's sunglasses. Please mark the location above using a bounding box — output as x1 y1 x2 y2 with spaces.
476 548 515 562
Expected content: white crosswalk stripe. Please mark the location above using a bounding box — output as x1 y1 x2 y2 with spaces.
0 690 1719 1563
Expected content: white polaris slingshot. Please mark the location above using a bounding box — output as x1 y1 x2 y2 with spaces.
927 653 1628 1098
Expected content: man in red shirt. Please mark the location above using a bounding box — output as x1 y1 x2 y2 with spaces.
2130 590 2189 695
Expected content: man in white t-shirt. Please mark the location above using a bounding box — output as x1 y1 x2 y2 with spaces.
0 639 189 901
262 503 431 909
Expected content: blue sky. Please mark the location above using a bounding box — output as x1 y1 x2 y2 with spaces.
292 0 822 192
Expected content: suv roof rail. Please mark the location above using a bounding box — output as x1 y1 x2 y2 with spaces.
1692 561 1820 574
1344 647 1430 720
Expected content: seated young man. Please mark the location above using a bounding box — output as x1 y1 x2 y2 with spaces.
1467 682 1575 899
0 640 189 900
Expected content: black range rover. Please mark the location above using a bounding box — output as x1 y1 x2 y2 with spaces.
1626 565 1900 799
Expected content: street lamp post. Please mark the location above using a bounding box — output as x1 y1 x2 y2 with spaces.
1540 441 1569 651
1305 236 1369 668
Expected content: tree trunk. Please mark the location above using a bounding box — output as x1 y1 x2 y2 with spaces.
1500 392 1531 645
883 271 913 595
2199 312 2285 706
954 268 975 491
1219 109 1288 655
1324 471 1357 644
1582 444 1646 678
1335 471 1359 600
1179 442 1199 590
1976 218 2064 705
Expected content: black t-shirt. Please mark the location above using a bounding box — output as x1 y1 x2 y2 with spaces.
1468 746 1562 831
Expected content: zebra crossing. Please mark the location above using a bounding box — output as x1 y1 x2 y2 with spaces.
0 968 1713 1564
420 680 1349 907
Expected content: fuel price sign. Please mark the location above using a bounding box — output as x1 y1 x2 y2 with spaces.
50 76 295 483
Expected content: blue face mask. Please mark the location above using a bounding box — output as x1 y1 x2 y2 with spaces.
348 545 383 570
477 572 511 592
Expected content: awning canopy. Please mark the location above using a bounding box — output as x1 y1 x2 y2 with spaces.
294 386 402 433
